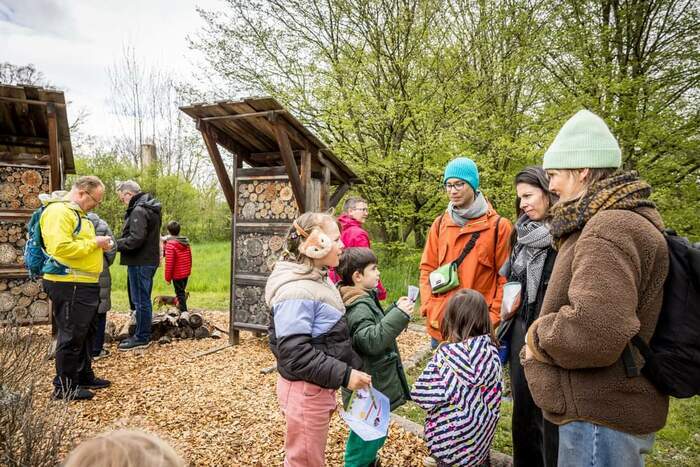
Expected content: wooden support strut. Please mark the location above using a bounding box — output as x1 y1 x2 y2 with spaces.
272 122 306 213
300 149 312 209
199 122 237 212
321 166 331 210
46 103 61 191
329 182 351 208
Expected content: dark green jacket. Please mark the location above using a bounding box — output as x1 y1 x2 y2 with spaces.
340 287 411 411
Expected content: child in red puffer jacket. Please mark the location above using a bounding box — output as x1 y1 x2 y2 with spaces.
163 221 192 312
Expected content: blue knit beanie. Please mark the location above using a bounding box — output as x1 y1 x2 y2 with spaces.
443 157 479 192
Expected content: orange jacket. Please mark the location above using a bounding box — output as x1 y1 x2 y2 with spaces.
419 208 511 341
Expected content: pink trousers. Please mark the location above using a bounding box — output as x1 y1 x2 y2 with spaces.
277 376 337 467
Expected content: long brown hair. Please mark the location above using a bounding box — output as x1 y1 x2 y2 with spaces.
440 289 497 345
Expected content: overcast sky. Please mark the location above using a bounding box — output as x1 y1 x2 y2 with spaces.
0 0 220 140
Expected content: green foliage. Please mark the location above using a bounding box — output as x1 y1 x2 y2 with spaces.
71 155 231 243
194 0 699 245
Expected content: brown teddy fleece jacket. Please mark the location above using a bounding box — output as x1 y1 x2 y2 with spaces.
522 207 669 435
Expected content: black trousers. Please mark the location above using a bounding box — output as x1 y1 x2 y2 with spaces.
509 313 559 467
172 278 188 312
43 280 100 390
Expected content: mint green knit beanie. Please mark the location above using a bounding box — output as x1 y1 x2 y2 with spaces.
542 109 622 169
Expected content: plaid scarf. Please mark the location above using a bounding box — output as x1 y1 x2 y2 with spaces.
548 171 655 240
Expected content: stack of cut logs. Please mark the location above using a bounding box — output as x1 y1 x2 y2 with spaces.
0 278 49 323
107 310 223 345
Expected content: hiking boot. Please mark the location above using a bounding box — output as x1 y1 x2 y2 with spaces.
52 387 94 401
118 337 151 351
80 377 111 390
92 348 110 361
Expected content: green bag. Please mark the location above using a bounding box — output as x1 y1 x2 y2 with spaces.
428 231 481 295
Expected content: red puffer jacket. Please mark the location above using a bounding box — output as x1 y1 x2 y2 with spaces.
164 236 192 282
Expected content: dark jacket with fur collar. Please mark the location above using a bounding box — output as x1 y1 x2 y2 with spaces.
523 206 669 435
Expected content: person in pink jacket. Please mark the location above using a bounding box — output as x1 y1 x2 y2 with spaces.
330 197 387 300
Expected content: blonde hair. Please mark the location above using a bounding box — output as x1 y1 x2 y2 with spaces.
282 211 336 267
62 429 185 467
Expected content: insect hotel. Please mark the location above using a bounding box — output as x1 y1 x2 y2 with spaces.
0 85 75 325
180 97 360 345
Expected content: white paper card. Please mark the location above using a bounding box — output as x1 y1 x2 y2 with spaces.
407 285 419 302
339 386 390 441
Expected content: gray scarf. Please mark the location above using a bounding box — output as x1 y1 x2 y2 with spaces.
447 192 489 227
507 214 552 304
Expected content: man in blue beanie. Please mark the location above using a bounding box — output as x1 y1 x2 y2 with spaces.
419 156 512 348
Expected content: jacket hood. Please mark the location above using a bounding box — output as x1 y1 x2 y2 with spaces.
438 335 499 387
338 214 362 231
165 235 190 246
128 192 162 215
265 261 327 306
43 194 83 213
338 285 369 306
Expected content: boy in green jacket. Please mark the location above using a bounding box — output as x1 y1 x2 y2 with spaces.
337 247 415 467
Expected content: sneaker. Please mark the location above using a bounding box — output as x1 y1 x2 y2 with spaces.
92 349 110 361
423 457 438 467
80 377 111 390
118 338 152 351
52 387 94 401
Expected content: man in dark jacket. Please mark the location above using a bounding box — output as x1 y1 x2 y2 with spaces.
115 180 162 351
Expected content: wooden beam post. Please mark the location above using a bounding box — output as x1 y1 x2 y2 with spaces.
300 149 312 209
321 166 331 210
329 183 351 208
273 122 306 213
46 103 61 191
200 123 237 212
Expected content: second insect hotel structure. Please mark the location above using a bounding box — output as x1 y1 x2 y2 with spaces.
181 97 360 345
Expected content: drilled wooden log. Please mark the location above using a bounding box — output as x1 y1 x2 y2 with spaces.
189 313 203 329
194 326 210 339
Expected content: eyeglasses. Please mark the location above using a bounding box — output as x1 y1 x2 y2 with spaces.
444 181 467 192
353 207 368 212
84 191 101 205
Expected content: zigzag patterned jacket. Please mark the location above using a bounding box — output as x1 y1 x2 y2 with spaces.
411 335 502 466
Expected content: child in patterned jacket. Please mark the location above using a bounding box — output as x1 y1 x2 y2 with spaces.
411 289 503 467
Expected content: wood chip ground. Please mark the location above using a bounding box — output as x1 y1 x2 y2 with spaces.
33 311 429 466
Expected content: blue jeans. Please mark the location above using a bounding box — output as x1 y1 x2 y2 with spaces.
127 265 157 342
558 421 655 467
431 337 440 350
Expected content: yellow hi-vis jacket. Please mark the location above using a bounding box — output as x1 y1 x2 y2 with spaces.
40 199 102 283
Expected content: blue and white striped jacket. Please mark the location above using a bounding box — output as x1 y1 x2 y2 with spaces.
411 335 502 466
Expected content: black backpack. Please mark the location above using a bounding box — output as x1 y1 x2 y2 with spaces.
623 228 700 398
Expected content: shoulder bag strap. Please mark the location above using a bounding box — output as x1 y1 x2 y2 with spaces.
453 232 481 268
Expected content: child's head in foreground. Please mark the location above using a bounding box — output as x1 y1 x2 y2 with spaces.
336 247 380 290
441 289 497 345
62 429 185 467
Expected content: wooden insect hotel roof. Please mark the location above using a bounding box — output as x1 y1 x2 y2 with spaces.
180 96 360 214
0 84 76 180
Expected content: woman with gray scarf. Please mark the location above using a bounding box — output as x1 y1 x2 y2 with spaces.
500 167 559 467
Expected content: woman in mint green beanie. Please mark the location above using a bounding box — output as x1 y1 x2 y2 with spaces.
522 109 670 467
419 156 512 349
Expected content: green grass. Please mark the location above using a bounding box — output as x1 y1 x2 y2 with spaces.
109 241 231 312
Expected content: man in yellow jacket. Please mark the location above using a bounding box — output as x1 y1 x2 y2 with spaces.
41 176 113 400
